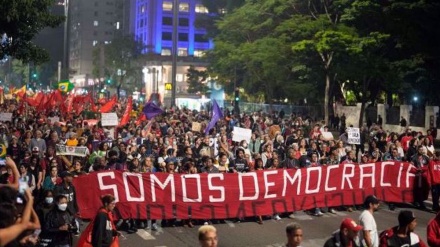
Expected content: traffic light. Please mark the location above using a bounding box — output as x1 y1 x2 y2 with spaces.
234 88 240 102
234 88 240 116
106 78 111 84
32 73 37 78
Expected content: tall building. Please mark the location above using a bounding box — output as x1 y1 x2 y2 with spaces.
68 0 129 89
130 0 216 107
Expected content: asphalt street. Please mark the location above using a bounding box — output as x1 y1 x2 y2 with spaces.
73 203 438 247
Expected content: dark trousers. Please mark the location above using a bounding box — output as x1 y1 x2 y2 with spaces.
432 184 440 210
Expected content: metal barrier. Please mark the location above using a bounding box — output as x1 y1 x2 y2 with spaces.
386 106 400 125
410 107 426 127
223 102 324 119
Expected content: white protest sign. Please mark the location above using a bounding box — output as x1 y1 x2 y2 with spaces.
347 127 361 144
232 127 252 143
192 122 202 132
0 113 12 122
48 116 60 124
56 144 89 157
321 131 334 141
101 113 118 126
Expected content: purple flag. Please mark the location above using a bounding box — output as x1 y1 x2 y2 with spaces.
142 102 164 119
205 100 223 135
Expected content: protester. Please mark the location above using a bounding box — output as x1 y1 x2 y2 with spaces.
427 212 440 247
198 225 218 247
379 210 427 247
359 195 380 247
428 151 440 212
285 223 303 247
90 194 119 247
323 218 362 247
44 194 77 247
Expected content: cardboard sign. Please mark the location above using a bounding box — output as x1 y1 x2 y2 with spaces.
321 131 334 141
192 122 202 132
0 113 12 122
101 113 118 126
232 127 252 143
347 127 361 144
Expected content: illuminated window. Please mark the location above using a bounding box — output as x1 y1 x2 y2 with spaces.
194 50 205 57
161 48 171 56
92 40 98 46
195 4 208 13
178 48 188 56
140 4 146 13
179 3 189 12
163 2 172 11
93 21 99 26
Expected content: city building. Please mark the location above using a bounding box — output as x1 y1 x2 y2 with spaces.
130 0 219 108
68 0 129 90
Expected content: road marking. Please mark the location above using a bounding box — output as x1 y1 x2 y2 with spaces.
294 214 313 220
224 220 236 228
136 229 156 240
334 211 348 217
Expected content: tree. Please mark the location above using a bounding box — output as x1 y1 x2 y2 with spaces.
207 0 308 104
92 35 146 98
186 65 208 94
0 0 64 64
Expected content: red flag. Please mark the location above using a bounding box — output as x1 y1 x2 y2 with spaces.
118 97 132 127
65 94 75 113
135 114 147 125
37 93 49 112
99 95 117 113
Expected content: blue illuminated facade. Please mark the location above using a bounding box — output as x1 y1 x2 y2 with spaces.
132 0 214 57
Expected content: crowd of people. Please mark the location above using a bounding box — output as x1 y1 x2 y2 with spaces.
1 97 440 246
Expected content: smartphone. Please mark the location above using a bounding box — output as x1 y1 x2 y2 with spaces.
18 179 28 194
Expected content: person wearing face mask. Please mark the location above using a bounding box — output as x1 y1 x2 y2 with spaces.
36 190 55 247
54 171 80 235
44 195 77 247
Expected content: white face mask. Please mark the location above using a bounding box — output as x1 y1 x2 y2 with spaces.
58 203 68 211
45 197 54 204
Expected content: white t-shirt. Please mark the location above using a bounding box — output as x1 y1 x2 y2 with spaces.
359 210 378 247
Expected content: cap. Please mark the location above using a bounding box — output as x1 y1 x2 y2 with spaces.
32 147 39 153
340 218 363 232
60 171 73 178
398 210 416 226
364 195 380 207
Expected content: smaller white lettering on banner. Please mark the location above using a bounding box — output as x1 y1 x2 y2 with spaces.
56 144 89 157
347 127 361 145
0 113 12 122
232 127 252 143
101 113 118 126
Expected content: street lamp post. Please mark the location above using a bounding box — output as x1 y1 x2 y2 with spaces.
171 0 179 107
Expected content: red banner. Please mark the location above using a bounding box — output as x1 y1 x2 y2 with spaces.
73 162 417 220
